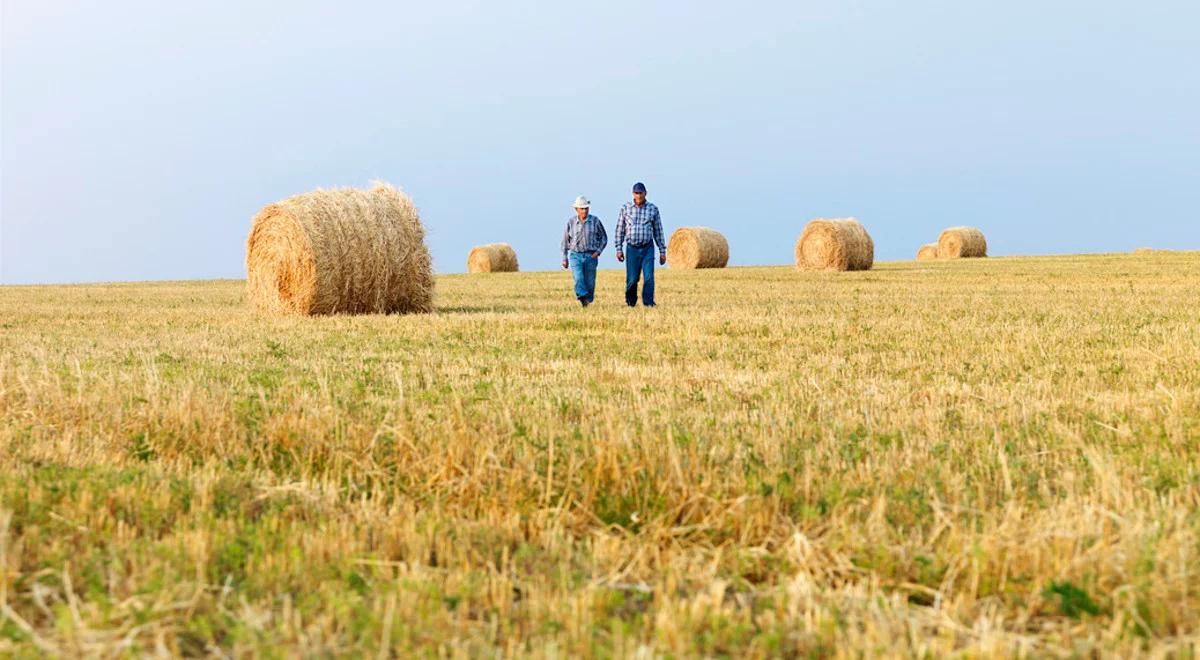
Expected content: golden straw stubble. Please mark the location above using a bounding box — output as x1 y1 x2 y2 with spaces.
667 227 729 269
467 243 519 273
794 218 874 271
245 182 434 315
937 226 987 258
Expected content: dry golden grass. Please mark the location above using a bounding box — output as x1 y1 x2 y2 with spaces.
2 252 1199 656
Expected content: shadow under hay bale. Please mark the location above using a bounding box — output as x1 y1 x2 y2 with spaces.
245 182 434 315
667 227 729 269
794 218 874 271
467 243 519 273
916 243 940 261
937 226 987 258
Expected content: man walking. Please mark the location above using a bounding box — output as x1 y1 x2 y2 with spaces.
560 195 607 307
614 182 666 307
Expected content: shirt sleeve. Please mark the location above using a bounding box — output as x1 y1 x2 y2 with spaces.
613 206 626 250
596 218 608 255
653 207 666 253
561 219 570 258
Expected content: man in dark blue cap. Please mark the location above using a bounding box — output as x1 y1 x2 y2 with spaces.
614 182 666 307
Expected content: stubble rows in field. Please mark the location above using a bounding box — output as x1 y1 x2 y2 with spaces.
1 253 1198 655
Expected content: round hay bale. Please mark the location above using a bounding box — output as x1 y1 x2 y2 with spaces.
667 227 729 269
467 243 519 273
794 218 874 271
1133 247 1157 254
245 182 434 315
916 243 940 260
937 226 987 258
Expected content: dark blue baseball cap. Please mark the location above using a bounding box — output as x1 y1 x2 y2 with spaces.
632 182 647 193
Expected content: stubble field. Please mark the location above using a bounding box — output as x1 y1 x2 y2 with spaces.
1 252 1198 656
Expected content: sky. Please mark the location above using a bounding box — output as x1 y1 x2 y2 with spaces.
2 0 1198 284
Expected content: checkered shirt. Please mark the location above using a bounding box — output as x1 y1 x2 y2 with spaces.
561 214 608 258
614 201 665 255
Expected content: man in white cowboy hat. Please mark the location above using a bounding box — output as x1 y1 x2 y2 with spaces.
560 195 608 307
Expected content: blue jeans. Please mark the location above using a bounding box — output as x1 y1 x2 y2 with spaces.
568 251 598 302
624 243 656 306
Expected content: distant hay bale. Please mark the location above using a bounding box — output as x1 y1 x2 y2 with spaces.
1133 247 1156 254
916 243 940 260
667 227 729 269
467 243 519 273
245 182 434 315
937 226 988 258
794 218 874 271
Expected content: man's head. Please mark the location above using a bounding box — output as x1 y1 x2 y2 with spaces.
632 182 647 206
573 195 590 220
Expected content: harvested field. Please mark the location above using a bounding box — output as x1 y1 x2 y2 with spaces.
2 252 1199 656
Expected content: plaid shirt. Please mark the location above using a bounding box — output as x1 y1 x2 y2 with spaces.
614 201 665 255
561 214 608 258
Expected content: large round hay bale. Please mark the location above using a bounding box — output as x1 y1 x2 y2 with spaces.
937 226 987 258
916 243 940 260
794 218 874 271
245 182 434 315
467 243 519 273
667 227 729 269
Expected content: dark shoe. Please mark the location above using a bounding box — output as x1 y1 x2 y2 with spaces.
579 298 589 307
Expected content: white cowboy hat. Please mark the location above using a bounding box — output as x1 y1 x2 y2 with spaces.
572 195 590 209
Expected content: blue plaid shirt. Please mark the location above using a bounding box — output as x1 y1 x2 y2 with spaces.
561 214 608 258
614 201 665 255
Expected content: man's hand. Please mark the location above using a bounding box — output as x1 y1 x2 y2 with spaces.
659 254 666 266
592 252 600 259
561 259 569 269
616 251 624 262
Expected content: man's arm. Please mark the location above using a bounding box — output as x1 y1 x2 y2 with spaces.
653 207 667 256
561 219 571 259
595 219 608 256
613 206 626 253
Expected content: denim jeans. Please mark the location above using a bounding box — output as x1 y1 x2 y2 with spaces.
624 243 656 306
568 251 598 302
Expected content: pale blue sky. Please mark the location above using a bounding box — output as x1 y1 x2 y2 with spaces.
2 1 1197 284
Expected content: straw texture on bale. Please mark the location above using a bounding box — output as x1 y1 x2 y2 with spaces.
794 218 874 271
245 182 434 315
467 243 519 273
916 243 940 260
937 226 988 258
667 227 729 269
